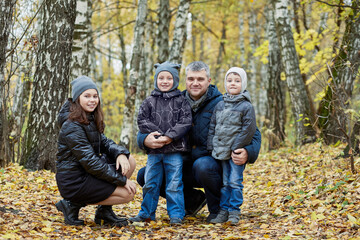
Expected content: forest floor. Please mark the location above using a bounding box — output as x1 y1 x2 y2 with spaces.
1 142 360 239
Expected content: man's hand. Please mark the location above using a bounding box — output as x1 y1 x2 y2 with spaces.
124 179 137 194
116 154 129 176
144 131 167 149
231 148 248 165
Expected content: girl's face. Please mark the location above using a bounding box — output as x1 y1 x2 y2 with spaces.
157 71 174 92
226 73 242 95
79 89 99 113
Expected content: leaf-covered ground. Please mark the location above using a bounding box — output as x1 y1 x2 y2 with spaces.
1 143 360 239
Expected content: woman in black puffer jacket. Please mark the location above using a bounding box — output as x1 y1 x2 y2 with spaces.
55 76 136 227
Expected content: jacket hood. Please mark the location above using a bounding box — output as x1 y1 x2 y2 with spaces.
58 100 71 127
151 89 182 99
223 90 251 103
224 67 247 93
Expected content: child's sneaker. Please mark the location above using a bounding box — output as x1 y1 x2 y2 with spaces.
210 209 229 223
170 217 182 225
228 211 240 225
129 215 148 222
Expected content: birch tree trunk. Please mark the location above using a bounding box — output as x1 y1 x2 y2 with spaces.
0 0 16 167
265 4 286 150
248 10 259 116
21 0 76 171
119 0 147 149
274 0 316 144
168 0 190 64
318 0 360 145
238 7 246 67
70 0 92 79
157 0 170 63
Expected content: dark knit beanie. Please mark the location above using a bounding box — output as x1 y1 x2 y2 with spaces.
71 76 99 102
154 62 181 92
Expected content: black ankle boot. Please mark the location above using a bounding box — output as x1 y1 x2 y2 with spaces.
55 199 85 225
94 205 128 227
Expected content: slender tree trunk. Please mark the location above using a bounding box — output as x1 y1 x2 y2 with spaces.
70 0 92 80
248 10 258 116
168 0 190 64
274 0 316 144
157 0 170 63
213 20 226 85
265 4 286 150
21 0 76 171
238 6 246 67
118 29 128 88
119 0 147 149
0 0 16 167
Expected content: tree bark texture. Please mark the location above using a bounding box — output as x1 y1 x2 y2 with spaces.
21 0 76 171
157 0 170 63
317 0 360 144
168 0 190 64
71 0 92 80
274 0 316 144
119 0 147 149
265 4 286 150
0 0 16 167
248 10 259 117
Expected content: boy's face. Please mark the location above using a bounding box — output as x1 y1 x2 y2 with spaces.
226 73 242 95
157 71 174 92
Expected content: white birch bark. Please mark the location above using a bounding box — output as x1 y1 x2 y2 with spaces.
274 0 315 144
119 0 147 149
168 0 190 64
21 0 76 171
70 0 92 80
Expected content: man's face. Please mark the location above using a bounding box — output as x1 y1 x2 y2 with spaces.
185 70 211 100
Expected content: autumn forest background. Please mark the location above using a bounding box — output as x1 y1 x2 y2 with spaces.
0 0 360 239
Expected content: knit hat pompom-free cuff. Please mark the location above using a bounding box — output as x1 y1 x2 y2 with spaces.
154 61 181 92
71 75 99 102
224 67 248 93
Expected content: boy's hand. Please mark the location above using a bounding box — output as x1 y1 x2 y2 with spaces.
144 131 167 149
158 136 172 145
231 148 248 165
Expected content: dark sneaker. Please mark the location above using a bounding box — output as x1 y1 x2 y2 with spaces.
170 217 182 225
210 209 229 223
206 213 217 223
228 211 240 225
129 215 149 223
185 190 207 216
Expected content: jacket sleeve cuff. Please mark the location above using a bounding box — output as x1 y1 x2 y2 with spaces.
137 131 149 150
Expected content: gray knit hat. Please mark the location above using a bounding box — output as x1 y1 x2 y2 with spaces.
154 62 181 92
71 76 99 102
224 67 247 93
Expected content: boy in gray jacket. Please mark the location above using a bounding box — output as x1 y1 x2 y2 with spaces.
207 67 256 224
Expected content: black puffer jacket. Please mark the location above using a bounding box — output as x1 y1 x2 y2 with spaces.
56 100 129 188
137 89 192 154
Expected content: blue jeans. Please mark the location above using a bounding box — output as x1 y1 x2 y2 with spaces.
192 155 222 214
138 153 185 220
137 155 223 214
219 159 245 213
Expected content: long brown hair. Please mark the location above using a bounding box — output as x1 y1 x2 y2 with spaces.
68 98 105 133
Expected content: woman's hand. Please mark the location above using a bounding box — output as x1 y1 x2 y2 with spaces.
124 179 137 194
116 154 130 176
